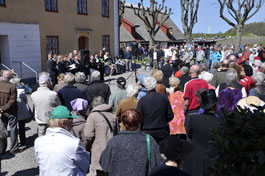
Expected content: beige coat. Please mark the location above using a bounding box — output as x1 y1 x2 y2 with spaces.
84 104 118 171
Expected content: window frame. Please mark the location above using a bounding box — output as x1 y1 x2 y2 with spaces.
44 0 58 12
77 0 87 15
102 35 110 52
46 36 59 56
102 0 109 17
0 0 6 7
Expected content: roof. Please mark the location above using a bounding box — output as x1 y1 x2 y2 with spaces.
120 25 135 42
120 5 185 43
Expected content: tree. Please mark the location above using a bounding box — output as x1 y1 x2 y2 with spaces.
218 0 264 51
119 0 126 27
131 0 172 47
180 0 200 45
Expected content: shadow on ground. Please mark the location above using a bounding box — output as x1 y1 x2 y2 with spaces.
12 167 39 176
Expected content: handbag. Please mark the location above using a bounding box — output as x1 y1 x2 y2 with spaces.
25 104 34 123
146 134 151 173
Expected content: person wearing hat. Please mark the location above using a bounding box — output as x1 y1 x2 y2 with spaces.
184 89 221 176
70 98 89 149
34 105 90 176
150 135 192 176
108 77 127 113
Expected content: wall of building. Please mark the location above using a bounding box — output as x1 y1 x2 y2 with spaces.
0 23 41 79
0 0 115 71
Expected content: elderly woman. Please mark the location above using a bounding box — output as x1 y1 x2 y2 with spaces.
167 77 186 137
53 73 66 92
184 90 221 176
10 78 32 147
166 77 180 95
84 96 118 176
151 69 166 94
249 72 265 101
34 105 90 176
115 84 139 122
200 72 215 90
100 109 164 176
74 72 88 92
70 98 89 149
216 68 247 98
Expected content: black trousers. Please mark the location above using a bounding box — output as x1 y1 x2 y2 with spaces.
1 113 18 153
18 120 26 145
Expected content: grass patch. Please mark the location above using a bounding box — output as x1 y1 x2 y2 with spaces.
250 40 265 47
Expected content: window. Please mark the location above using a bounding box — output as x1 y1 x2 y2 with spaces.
45 0 58 12
102 35 110 52
0 0 5 6
77 0 87 14
46 36 59 55
102 0 109 17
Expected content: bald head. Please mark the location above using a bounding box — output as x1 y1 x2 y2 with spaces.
190 65 200 77
2 70 12 81
222 59 229 68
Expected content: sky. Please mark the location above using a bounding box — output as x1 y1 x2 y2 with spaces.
125 0 265 33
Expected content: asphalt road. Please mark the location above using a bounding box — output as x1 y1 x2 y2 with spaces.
1 67 151 176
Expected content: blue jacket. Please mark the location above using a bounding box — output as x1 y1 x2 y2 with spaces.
123 50 132 60
212 51 222 63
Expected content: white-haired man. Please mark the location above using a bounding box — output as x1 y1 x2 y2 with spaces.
136 77 173 146
31 72 61 136
87 71 111 103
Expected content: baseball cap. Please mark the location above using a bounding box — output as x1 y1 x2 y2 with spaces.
117 77 126 86
50 105 78 119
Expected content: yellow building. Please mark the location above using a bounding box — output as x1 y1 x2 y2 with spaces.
0 0 119 79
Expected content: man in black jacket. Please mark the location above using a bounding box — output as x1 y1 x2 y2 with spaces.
137 77 173 145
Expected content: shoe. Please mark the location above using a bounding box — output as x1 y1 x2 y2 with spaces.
10 148 24 155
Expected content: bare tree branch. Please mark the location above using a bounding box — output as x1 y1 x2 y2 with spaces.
132 0 171 46
180 0 201 44
119 0 126 27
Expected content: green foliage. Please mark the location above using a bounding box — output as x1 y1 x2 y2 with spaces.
209 106 265 176
226 22 265 36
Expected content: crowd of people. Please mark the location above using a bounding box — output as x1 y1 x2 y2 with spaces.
0 42 264 176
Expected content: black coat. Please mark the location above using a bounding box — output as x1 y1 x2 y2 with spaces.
136 90 173 140
58 85 87 111
184 113 221 176
87 81 111 103
179 74 191 90
161 64 173 88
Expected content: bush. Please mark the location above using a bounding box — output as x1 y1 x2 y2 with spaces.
209 106 265 176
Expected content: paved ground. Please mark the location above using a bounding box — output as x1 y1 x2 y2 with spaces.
1 67 152 176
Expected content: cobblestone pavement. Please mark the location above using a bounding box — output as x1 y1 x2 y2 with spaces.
1 67 152 176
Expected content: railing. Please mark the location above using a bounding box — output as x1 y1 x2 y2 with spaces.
1 63 18 77
12 61 38 82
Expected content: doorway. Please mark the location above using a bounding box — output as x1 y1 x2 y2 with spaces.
78 36 89 50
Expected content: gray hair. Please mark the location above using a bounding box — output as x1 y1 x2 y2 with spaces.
226 68 238 88
91 71 100 82
200 63 208 72
169 77 180 87
200 72 213 83
260 63 265 71
212 62 221 69
126 84 139 97
38 72 51 86
10 77 21 87
75 72 86 83
181 66 189 75
91 96 105 108
143 77 157 91
64 73 75 85
253 72 265 85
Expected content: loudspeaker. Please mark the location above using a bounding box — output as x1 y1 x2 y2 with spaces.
80 49 90 73
131 42 138 57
